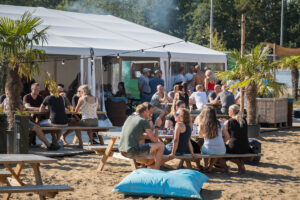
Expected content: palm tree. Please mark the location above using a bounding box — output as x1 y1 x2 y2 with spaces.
279 56 300 99
217 44 285 126
0 12 49 130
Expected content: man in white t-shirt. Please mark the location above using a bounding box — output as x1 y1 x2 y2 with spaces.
189 84 208 113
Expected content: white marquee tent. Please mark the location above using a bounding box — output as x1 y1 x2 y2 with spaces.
0 4 227 93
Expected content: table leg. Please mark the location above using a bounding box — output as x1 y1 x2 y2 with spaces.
31 163 46 200
3 163 25 200
97 137 117 171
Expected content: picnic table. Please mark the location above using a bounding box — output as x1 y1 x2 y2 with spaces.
0 154 73 200
89 132 199 171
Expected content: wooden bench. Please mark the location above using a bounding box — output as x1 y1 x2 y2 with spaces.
0 185 73 198
39 126 115 145
112 152 263 170
85 145 119 155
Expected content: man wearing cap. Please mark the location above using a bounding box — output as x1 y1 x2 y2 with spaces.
149 69 164 96
138 68 152 102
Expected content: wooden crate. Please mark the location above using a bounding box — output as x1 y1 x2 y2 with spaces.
257 98 288 124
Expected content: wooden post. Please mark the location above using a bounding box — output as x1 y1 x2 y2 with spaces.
240 14 246 117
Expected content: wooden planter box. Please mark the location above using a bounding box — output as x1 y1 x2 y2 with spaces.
256 98 288 124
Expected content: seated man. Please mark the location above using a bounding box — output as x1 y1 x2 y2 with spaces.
214 85 235 114
189 85 208 114
119 104 164 169
208 84 222 103
150 85 168 117
23 83 44 111
58 84 71 110
0 94 58 151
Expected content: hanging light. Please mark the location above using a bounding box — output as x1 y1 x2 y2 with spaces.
141 49 145 53
163 44 166 48
61 59 65 65
117 53 120 59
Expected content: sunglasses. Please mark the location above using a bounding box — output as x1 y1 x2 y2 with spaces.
175 113 180 116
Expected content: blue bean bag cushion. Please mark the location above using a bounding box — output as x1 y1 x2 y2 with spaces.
113 168 209 199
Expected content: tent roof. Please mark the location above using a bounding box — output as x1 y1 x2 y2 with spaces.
0 4 227 63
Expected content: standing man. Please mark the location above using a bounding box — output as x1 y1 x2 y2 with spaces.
172 67 186 87
192 65 205 89
149 69 164 96
185 65 195 92
23 83 44 111
138 68 152 102
119 104 164 169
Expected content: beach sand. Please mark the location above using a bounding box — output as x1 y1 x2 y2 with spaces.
1 129 300 200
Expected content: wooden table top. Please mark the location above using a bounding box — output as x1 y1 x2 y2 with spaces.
0 154 57 164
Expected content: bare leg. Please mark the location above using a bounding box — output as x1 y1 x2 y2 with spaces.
31 125 50 148
204 158 209 169
87 131 93 146
148 142 164 169
75 130 83 147
61 130 73 145
230 159 246 173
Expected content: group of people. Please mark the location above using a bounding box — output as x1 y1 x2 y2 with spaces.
0 83 100 150
119 102 250 173
119 65 249 173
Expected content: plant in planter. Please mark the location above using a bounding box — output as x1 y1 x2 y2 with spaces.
216 44 285 136
278 56 300 99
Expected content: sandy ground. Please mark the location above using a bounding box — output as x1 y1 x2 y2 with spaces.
1 129 300 200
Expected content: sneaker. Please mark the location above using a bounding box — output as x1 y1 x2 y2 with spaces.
47 143 60 151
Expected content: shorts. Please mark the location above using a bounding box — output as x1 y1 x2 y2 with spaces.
121 143 151 158
79 118 98 126
39 119 68 127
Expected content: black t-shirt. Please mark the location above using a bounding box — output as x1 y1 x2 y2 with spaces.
227 118 250 154
166 114 176 127
23 93 44 107
42 95 68 124
0 94 6 104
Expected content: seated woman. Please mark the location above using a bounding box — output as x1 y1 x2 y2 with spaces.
198 105 230 172
61 85 98 146
164 108 195 159
224 104 250 173
174 83 190 108
167 85 179 102
114 82 127 97
165 100 186 129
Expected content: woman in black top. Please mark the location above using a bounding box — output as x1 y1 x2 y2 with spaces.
174 83 190 108
165 100 186 129
114 82 127 97
224 104 250 173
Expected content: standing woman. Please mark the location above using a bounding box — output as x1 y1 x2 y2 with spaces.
76 85 99 146
164 108 195 158
115 82 127 97
204 70 215 96
198 105 230 172
224 104 250 173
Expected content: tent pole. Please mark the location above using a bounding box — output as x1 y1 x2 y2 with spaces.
80 56 84 85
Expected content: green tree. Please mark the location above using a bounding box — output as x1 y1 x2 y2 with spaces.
0 12 49 129
216 44 285 125
279 56 300 99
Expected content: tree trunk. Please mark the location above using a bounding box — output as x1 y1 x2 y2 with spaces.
5 66 22 130
246 83 258 125
291 66 299 100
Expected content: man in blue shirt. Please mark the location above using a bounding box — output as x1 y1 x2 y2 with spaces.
149 69 164 96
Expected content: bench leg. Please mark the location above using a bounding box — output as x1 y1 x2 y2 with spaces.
3 163 25 200
97 137 117 171
31 163 46 200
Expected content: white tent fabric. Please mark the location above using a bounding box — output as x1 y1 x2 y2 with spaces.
0 4 227 63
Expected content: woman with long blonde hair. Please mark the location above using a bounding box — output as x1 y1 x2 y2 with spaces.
198 104 230 172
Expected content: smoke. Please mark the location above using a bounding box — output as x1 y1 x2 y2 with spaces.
65 0 177 30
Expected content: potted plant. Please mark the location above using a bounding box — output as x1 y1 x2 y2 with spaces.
217 44 285 137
